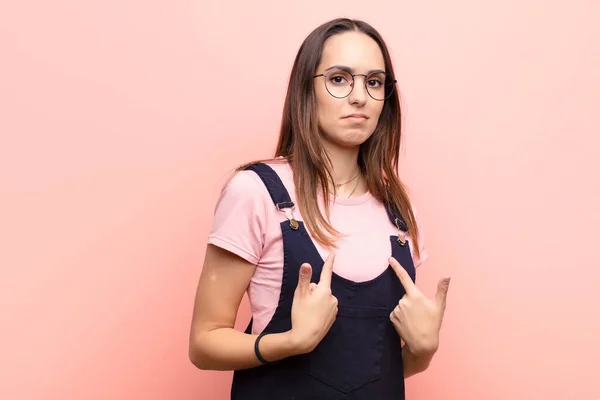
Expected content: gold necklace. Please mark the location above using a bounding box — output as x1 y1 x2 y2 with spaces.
334 171 360 188
346 175 361 198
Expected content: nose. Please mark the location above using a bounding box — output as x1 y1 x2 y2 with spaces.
347 75 368 106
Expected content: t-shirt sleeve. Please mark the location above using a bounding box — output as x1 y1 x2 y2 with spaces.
207 171 268 265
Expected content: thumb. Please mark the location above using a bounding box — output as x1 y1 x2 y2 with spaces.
296 263 312 297
435 277 451 310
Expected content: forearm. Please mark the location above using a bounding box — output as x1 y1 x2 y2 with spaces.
189 327 297 371
402 345 435 378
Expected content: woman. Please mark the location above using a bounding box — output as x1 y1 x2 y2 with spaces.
189 17 451 399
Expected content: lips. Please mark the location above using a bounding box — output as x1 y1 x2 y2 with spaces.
343 114 368 119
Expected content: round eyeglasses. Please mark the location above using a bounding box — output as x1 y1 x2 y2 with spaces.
313 68 397 101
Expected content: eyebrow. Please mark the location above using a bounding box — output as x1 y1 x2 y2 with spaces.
323 65 387 74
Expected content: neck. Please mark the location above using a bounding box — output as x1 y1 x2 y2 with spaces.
327 147 359 183
322 141 366 198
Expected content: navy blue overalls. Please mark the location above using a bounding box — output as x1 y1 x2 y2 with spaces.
231 163 417 400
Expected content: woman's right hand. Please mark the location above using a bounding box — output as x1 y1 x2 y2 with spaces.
288 254 339 355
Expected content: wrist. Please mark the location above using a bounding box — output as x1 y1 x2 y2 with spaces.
283 329 307 356
406 337 439 357
258 330 301 363
405 342 437 358
402 345 435 377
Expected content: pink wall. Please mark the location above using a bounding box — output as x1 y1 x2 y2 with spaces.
2 0 599 399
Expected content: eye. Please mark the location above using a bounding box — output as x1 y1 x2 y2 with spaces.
326 69 352 86
367 73 385 88
329 75 349 85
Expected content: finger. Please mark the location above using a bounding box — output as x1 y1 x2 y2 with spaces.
435 277 451 310
329 304 338 320
327 307 338 330
388 257 417 295
295 263 312 297
309 282 317 293
390 306 401 323
318 253 335 288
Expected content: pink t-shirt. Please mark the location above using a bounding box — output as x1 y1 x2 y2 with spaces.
208 160 429 335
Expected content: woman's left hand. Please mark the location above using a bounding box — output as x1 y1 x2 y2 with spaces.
388 257 450 356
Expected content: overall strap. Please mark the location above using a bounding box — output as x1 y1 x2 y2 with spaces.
244 162 408 236
243 163 294 209
244 163 299 230
384 201 408 232
384 200 409 247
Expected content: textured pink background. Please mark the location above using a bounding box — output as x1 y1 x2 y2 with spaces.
1 1 599 399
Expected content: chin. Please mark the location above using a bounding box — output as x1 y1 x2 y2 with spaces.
320 124 375 149
337 129 373 148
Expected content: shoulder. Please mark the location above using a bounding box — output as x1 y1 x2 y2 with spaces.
247 158 294 183
208 165 279 265
214 158 293 212
222 168 265 195
212 169 268 220
224 158 294 196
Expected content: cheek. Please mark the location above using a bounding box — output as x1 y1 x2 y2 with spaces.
317 97 340 126
371 103 385 119
368 105 384 127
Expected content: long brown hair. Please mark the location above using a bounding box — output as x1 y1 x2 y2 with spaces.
237 17 421 259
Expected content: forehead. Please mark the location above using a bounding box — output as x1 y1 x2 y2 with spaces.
318 31 386 72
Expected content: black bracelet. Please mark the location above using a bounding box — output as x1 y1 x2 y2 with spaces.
254 331 271 364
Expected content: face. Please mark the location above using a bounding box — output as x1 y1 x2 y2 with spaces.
314 31 387 149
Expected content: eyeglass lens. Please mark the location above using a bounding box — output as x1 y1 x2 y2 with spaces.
324 68 394 100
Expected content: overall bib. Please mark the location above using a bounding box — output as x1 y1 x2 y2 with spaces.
231 163 417 400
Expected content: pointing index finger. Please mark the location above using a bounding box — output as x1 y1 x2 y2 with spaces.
389 257 417 295
319 253 335 287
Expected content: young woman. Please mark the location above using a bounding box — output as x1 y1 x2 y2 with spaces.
189 17 451 399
